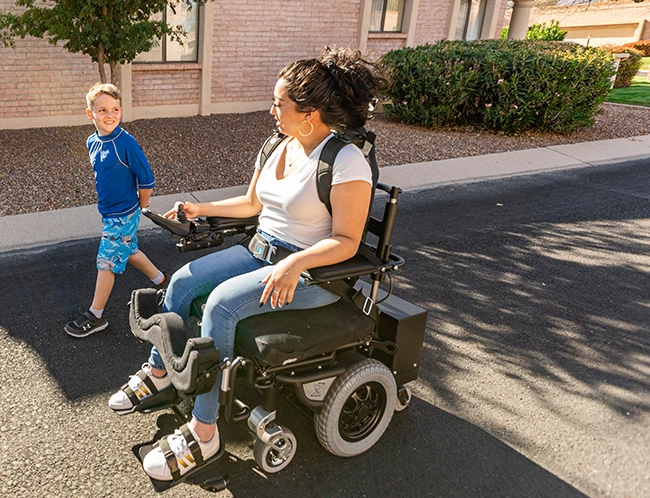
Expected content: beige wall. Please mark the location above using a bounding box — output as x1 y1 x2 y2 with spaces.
529 1 650 47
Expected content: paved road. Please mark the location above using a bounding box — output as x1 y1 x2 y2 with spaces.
1 159 649 497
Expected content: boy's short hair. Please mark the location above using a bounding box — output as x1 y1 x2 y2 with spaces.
86 83 121 109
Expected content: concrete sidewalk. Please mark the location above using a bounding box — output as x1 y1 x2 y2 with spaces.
2 133 650 254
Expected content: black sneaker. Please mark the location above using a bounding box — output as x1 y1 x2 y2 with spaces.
64 310 108 338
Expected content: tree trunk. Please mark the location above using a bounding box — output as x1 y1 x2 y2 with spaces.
110 60 120 89
97 5 109 84
97 43 107 83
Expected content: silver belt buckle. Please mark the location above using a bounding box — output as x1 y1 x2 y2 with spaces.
251 234 277 263
264 244 276 263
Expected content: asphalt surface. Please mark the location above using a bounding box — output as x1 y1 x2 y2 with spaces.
1 157 649 497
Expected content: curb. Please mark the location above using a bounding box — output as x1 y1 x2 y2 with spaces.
1 135 649 254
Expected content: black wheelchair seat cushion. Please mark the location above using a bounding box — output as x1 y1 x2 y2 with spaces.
235 298 376 367
129 289 220 395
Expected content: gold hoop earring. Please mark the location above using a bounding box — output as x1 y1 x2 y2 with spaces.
298 121 314 137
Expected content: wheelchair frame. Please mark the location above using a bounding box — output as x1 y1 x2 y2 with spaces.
126 182 427 490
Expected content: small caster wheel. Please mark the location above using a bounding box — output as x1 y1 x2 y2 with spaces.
253 428 297 474
395 385 411 412
199 474 229 492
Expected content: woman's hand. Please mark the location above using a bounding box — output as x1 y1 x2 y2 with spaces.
259 256 302 309
163 201 201 219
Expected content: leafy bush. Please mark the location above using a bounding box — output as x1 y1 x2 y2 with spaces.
379 40 614 134
501 19 567 41
601 45 643 88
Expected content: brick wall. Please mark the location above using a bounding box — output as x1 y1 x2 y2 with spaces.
209 1 361 104
1 0 512 128
414 0 454 46
132 65 201 106
367 36 407 55
495 0 509 36
0 0 98 122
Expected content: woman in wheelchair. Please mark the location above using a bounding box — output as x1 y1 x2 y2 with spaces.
108 47 388 482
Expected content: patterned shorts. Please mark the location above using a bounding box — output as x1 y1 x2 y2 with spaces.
97 210 141 274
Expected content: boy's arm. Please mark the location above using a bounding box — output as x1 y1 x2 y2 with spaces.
138 188 153 209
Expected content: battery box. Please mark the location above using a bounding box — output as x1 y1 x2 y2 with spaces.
358 282 428 385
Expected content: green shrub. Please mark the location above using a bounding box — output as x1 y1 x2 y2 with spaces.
601 45 643 88
501 19 567 41
379 40 614 134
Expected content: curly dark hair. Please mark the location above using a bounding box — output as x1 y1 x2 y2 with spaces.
278 47 389 132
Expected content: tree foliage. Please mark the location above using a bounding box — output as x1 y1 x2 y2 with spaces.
0 0 205 85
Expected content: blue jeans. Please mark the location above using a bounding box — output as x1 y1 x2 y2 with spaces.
148 242 339 425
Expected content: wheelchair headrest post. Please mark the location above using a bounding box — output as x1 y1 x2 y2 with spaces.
376 185 401 263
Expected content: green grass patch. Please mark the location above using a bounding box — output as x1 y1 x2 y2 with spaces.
641 57 650 70
607 76 650 107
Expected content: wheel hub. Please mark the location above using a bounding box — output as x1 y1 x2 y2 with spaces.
339 382 386 442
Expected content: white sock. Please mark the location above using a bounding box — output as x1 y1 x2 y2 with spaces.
151 272 165 285
89 307 103 319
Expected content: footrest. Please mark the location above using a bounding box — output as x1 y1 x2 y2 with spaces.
138 438 229 493
113 385 180 416
129 288 221 396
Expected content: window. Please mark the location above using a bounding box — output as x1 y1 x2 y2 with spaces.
454 0 487 40
135 1 199 63
369 0 405 32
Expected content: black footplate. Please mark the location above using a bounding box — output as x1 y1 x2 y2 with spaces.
138 438 229 493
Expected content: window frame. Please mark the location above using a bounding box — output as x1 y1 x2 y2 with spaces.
369 0 406 33
454 0 487 40
134 2 201 64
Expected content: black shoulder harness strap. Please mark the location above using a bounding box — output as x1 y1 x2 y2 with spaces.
259 132 289 169
259 128 379 216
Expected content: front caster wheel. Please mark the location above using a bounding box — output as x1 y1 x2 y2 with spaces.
253 428 297 474
314 359 397 457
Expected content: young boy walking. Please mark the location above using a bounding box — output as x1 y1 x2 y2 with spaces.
65 83 166 338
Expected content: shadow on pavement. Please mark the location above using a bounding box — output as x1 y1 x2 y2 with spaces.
1 159 649 496
392 161 650 422
217 396 586 498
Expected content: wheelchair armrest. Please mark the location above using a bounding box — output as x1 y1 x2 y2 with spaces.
205 215 259 230
142 208 193 237
304 249 405 284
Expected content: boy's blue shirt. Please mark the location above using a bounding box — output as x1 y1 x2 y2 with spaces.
87 126 155 218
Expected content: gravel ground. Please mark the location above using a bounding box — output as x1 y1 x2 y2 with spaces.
1 103 649 217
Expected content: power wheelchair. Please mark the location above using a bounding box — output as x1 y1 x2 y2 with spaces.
120 181 427 492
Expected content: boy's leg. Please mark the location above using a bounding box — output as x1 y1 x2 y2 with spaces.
65 211 136 337
64 268 113 338
129 249 164 282
91 269 115 312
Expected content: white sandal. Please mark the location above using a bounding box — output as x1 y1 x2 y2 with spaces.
143 424 221 481
108 363 172 411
